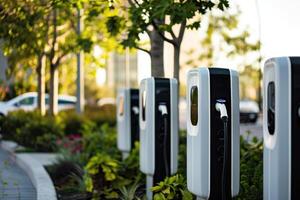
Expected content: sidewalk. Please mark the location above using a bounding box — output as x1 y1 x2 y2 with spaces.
0 149 36 200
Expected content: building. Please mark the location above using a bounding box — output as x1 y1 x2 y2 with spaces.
106 51 138 93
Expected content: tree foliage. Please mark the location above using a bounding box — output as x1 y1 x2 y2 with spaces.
89 0 229 78
185 9 262 102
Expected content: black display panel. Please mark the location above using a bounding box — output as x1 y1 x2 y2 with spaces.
190 86 198 126
130 89 140 149
290 57 300 200
208 68 232 200
153 78 171 185
267 82 275 135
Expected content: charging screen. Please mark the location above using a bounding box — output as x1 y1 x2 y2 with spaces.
142 91 146 121
190 86 198 126
267 82 275 135
118 96 124 116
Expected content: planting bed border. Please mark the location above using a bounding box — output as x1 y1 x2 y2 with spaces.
1 140 57 200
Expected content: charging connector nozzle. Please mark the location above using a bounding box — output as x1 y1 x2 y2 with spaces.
215 100 228 120
159 104 168 116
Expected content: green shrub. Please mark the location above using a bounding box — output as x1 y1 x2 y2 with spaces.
0 110 63 152
237 135 263 200
81 123 120 163
178 130 187 176
119 142 144 183
15 116 63 152
57 110 96 136
152 134 263 200
58 104 116 128
84 104 116 126
0 110 41 140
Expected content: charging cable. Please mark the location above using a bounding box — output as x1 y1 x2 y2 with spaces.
216 100 229 200
158 104 170 177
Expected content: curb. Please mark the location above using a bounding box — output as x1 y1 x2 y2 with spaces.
1 141 57 200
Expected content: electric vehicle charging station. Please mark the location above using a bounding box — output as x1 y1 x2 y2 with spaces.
263 57 300 200
139 77 178 199
117 88 140 159
186 67 240 200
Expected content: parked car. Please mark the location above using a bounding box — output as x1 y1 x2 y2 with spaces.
97 97 116 107
0 92 76 116
240 99 260 123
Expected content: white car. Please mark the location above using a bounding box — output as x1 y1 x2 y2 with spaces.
0 92 76 116
97 97 116 107
240 99 260 123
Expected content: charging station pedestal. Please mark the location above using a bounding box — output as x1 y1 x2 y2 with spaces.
117 88 139 159
186 67 239 200
139 77 178 200
264 57 300 200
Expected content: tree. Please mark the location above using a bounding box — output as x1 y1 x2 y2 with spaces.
93 0 229 79
0 0 50 114
0 0 95 115
185 9 262 105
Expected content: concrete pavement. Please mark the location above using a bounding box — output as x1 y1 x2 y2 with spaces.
0 149 36 200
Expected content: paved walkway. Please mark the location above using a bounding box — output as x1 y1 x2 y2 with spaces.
0 149 36 200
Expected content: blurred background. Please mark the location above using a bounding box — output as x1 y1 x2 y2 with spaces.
1 0 300 133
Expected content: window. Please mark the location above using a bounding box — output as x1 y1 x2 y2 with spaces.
142 91 146 121
45 96 49 105
18 97 34 106
58 99 75 105
267 82 275 135
190 86 198 126
118 97 124 116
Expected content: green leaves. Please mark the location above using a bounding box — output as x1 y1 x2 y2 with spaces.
106 16 123 36
152 174 194 200
77 36 93 52
238 135 263 200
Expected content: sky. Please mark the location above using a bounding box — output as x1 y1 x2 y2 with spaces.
137 0 300 82
236 0 300 59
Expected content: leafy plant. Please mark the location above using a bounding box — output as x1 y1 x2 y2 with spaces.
120 142 144 182
152 174 194 200
177 130 187 176
119 180 144 200
85 153 130 199
47 157 92 200
237 135 263 200
81 123 120 163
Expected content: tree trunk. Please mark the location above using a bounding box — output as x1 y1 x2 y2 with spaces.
0 40 8 84
49 65 58 116
37 54 46 115
173 46 180 80
76 8 84 114
150 19 165 77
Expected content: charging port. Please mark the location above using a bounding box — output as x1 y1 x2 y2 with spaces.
267 82 275 135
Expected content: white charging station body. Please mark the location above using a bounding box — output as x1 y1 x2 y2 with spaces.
186 67 240 199
264 57 300 200
117 88 139 154
139 77 178 199
140 77 178 175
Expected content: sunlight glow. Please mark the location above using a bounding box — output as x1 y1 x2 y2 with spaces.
96 68 106 86
93 45 103 58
